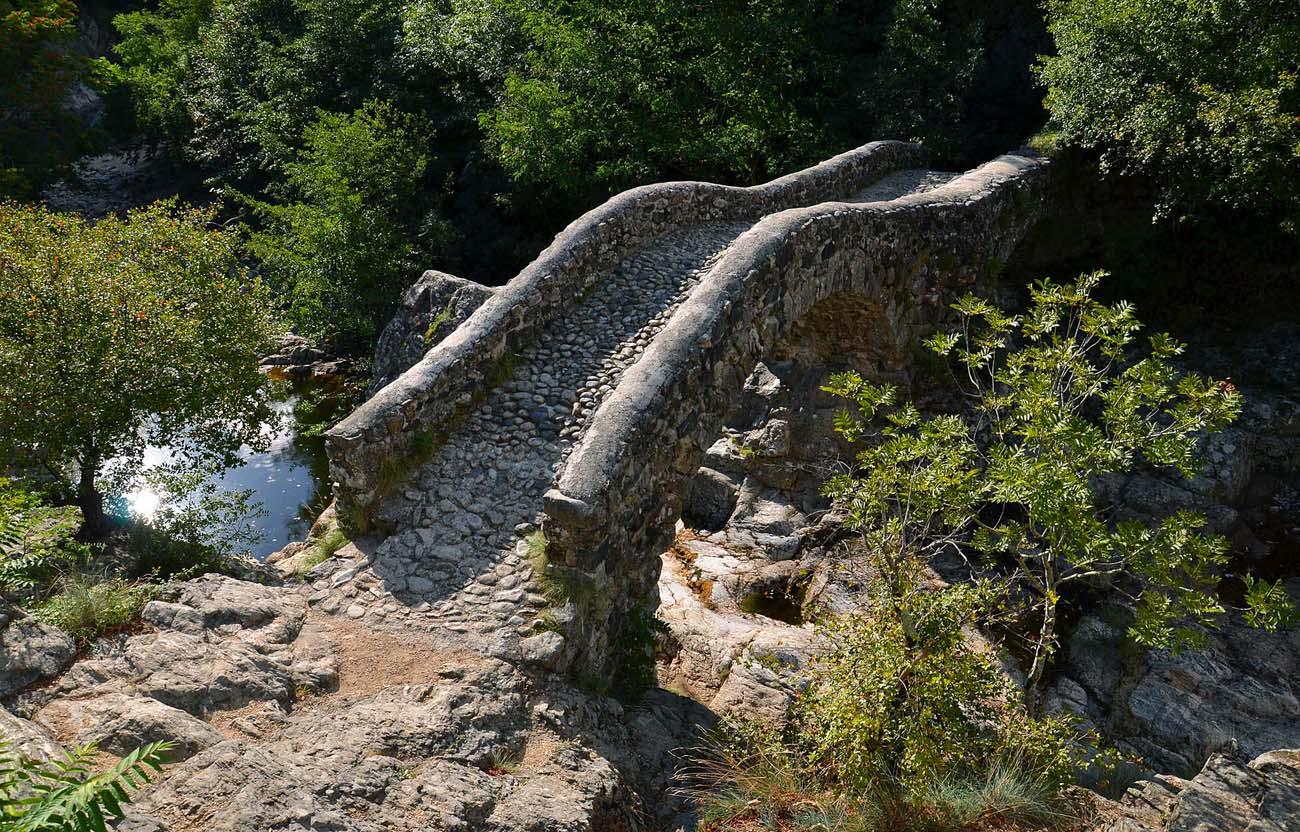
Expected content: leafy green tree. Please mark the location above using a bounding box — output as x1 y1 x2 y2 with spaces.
241 100 454 343
109 0 215 141
0 200 279 535
0 0 107 197
1039 0 1300 226
0 738 172 831
479 0 995 203
824 273 1294 704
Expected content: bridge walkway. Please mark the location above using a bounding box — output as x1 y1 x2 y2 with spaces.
303 170 951 651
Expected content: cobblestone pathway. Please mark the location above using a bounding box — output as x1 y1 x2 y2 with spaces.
303 170 952 654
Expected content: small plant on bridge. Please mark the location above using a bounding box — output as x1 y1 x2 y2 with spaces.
822 272 1293 705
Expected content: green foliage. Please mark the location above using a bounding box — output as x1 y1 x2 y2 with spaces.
109 0 214 140
0 200 279 532
479 0 995 204
0 738 172 831
297 524 348 577
692 567 1078 829
0 479 89 599
0 0 108 197
123 465 267 580
33 574 156 645
797 561 1075 798
924 758 1071 829
1039 0 1300 226
825 273 1293 700
240 100 454 343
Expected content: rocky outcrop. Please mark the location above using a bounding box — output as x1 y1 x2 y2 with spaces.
1100 749 1300 831
369 271 496 395
1044 324 1300 778
259 333 351 382
0 604 76 698
1 571 712 831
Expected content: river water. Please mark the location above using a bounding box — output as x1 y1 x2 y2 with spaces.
108 393 330 559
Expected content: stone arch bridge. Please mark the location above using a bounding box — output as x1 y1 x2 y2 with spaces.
324 141 1048 680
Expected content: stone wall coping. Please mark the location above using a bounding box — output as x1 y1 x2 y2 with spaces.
543 153 1047 526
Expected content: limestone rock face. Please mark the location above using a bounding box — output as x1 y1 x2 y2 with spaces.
370 270 496 394
0 605 75 698
1099 749 1300 832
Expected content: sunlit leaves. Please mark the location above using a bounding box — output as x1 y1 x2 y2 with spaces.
0 200 278 510
823 273 1289 700
1039 0 1300 226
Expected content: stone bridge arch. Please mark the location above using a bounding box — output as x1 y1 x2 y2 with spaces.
323 143 1047 687
540 154 1048 679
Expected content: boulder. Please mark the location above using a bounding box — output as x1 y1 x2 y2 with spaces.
370 271 495 394
682 467 740 531
36 692 223 761
0 705 64 762
0 606 75 698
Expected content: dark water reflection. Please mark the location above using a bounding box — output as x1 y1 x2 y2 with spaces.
109 390 332 559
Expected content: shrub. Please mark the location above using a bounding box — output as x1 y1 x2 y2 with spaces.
795 561 1076 800
33 575 156 645
0 479 89 600
692 566 1079 829
0 738 172 830
240 100 455 344
823 273 1292 702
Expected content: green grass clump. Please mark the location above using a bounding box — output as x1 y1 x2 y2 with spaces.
297 525 349 577
423 303 454 347
34 574 156 644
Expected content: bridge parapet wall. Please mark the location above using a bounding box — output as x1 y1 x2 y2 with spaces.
541 154 1050 678
325 141 925 530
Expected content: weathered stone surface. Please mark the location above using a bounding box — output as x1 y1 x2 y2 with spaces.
328 140 929 524
371 271 497 394
36 693 222 761
1099 749 1300 832
544 153 1048 676
0 605 75 697
683 467 740 530
0 705 64 761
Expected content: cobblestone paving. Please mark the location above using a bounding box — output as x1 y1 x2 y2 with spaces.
303 223 753 650
302 169 955 654
848 168 959 202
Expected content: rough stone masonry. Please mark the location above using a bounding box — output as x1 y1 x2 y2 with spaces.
324 141 1049 683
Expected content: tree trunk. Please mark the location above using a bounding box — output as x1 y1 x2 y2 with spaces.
1025 596 1057 716
77 447 109 538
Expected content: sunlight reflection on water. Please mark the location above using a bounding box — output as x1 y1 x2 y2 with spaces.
110 395 329 559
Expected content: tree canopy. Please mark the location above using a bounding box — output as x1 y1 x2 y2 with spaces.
0 200 279 530
1039 0 1300 226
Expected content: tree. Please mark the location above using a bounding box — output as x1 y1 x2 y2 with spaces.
1038 0 1300 227
479 0 996 204
0 200 279 535
824 273 1295 706
241 100 453 344
0 0 106 197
